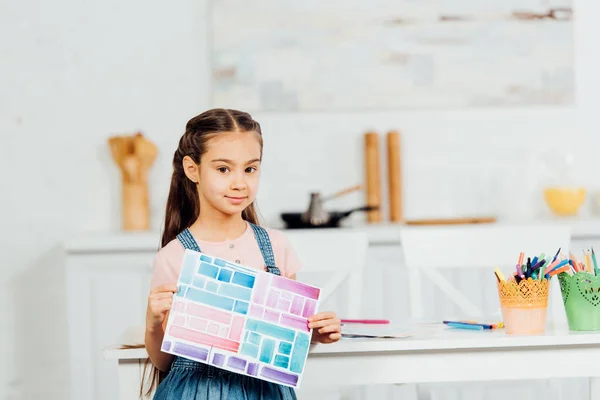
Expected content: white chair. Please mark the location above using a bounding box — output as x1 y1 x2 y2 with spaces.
401 223 571 323
400 223 572 400
105 229 369 400
287 229 368 319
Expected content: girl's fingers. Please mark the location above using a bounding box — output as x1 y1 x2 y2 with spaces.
328 333 342 342
308 312 336 322
151 299 172 312
308 318 340 329
151 284 178 294
318 324 341 335
151 292 174 301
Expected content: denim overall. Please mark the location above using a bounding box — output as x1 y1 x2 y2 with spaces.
153 224 298 400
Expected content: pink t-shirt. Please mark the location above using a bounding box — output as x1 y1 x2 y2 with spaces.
150 222 302 289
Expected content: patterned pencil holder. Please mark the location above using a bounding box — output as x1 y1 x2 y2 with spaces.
558 271 600 331
497 278 550 335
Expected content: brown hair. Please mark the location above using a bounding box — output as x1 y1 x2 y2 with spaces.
162 108 264 247
133 108 264 398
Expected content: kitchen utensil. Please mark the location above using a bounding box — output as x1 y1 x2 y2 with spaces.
322 184 363 201
387 130 402 222
301 192 330 226
300 184 364 227
404 217 497 225
108 132 157 231
282 205 378 229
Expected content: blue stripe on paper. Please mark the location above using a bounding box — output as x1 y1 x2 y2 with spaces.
219 283 251 301
198 262 219 279
289 332 310 373
186 288 234 311
217 268 232 282
180 255 198 285
278 341 292 356
259 338 275 363
246 319 295 342
233 300 249 315
240 343 259 358
232 272 255 288
274 354 290 369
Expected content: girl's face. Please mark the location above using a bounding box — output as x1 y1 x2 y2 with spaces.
197 131 262 217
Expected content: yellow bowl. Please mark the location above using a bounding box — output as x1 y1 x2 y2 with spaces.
543 187 586 216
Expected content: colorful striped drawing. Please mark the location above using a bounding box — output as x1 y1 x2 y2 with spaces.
161 249 321 388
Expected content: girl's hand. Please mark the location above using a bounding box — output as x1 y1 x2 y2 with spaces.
308 311 341 344
146 284 178 331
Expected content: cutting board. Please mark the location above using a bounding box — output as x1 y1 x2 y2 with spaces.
404 217 497 226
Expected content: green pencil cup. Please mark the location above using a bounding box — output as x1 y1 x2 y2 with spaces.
558 271 600 331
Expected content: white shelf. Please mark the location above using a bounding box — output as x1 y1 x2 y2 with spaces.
65 218 600 254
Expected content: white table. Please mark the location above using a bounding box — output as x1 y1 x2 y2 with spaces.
104 325 600 400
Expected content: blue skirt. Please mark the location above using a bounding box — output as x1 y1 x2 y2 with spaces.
153 357 298 400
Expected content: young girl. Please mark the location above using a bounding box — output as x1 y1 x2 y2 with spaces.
145 108 342 399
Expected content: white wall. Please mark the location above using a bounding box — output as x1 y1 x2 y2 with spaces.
1 0 599 398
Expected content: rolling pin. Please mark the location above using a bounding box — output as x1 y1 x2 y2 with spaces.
387 130 402 222
364 132 382 223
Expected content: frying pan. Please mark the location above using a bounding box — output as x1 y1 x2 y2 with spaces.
280 205 377 229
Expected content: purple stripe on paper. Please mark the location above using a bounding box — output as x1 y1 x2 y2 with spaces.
290 296 304 316
172 342 208 361
212 353 225 367
280 314 310 332
227 356 247 371
272 276 320 300
302 299 316 318
251 273 272 305
247 362 258 376
266 290 279 308
264 309 280 323
261 366 299 386
277 298 291 312
161 341 172 352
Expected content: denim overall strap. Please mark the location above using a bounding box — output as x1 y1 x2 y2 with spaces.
176 228 202 252
249 223 281 276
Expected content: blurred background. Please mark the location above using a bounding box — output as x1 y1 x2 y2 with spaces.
1 0 599 398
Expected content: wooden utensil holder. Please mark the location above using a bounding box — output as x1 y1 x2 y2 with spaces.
108 132 157 231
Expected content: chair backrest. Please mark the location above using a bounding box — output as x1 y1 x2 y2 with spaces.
401 223 571 322
285 229 369 319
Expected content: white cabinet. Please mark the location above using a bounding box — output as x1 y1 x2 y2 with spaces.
64 222 600 400
66 249 155 400
64 230 404 400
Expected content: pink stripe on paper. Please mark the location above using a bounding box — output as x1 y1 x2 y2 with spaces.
248 304 264 318
277 298 291 312
187 303 232 325
189 318 208 332
280 314 310 332
266 290 280 309
272 275 320 300
302 299 316 318
207 323 220 335
219 327 229 338
251 273 272 305
169 326 240 352
264 309 280 323
173 315 186 327
290 296 304 316
172 300 185 313
229 315 245 341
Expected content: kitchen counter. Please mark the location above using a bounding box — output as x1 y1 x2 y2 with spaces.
65 218 600 253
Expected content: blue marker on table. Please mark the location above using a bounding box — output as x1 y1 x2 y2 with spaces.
445 322 485 331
